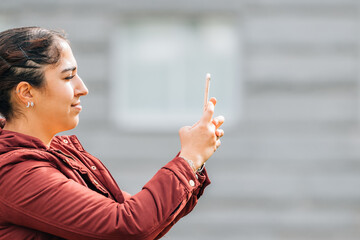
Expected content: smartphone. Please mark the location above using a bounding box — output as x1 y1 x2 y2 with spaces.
204 73 211 111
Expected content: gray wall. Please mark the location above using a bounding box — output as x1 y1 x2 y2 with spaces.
1 0 360 239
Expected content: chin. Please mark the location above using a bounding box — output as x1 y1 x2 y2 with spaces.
61 117 80 132
70 117 80 130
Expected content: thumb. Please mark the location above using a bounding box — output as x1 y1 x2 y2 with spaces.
200 100 215 124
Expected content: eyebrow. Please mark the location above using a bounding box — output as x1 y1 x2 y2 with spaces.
61 66 76 73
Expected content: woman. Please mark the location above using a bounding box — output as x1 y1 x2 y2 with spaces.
0 27 224 240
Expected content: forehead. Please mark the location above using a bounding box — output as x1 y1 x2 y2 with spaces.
42 40 77 87
57 40 77 69
43 40 76 74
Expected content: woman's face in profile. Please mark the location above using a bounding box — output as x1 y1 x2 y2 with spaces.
33 40 88 134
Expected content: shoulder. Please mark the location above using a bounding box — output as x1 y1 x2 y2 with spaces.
0 148 59 172
0 149 58 183
1 148 51 161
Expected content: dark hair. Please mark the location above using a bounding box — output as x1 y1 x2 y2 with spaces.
0 26 67 120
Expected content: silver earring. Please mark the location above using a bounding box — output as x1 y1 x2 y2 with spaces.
26 102 34 108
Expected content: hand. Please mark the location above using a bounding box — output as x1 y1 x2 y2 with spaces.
178 97 225 170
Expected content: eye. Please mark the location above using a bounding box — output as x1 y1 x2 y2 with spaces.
65 75 75 80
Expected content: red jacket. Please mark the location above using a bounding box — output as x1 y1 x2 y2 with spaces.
0 122 210 239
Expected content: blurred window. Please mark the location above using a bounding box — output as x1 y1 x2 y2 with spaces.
110 16 240 131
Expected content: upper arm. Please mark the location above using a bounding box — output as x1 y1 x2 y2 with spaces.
0 159 119 239
0 156 203 240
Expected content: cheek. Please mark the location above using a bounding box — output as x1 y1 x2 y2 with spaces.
55 83 74 100
40 85 74 109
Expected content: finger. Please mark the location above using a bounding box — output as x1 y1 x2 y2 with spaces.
200 100 215 125
191 120 200 128
212 115 225 129
209 97 217 107
215 129 224 138
204 97 217 112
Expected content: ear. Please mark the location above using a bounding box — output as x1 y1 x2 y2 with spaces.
14 82 34 107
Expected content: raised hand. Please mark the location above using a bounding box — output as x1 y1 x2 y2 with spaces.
178 97 224 171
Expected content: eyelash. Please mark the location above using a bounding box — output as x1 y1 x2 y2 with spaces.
65 75 75 80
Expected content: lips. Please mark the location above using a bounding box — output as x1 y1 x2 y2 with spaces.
71 101 82 111
71 101 80 107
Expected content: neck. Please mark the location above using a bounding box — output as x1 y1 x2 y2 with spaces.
3 118 55 147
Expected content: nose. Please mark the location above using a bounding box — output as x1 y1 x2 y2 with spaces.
74 75 89 97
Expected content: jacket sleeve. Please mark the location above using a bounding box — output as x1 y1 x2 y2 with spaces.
0 153 210 240
153 168 210 239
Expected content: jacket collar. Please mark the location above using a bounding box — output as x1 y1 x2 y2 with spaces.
0 119 85 154
0 118 48 154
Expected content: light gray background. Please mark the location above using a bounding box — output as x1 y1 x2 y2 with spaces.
1 0 360 239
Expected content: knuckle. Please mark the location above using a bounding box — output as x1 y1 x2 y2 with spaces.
179 126 187 134
207 127 215 135
198 124 207 130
